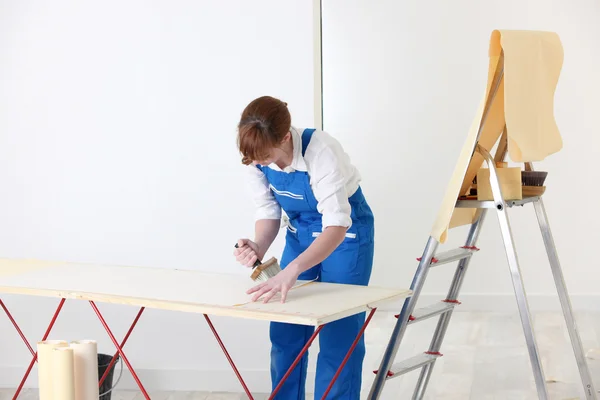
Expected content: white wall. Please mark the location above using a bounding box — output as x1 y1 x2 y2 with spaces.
322 0 600 310
0 0 319 392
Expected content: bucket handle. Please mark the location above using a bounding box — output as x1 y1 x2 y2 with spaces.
99 356 124 398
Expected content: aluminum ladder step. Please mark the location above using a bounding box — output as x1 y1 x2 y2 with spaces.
418 246 479 267
375 352 442 380
408 301 456 324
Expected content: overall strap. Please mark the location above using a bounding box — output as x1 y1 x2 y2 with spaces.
301 129 316 157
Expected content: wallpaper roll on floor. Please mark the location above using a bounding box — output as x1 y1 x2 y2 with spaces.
37 340 68 400
52 347 76 400
70 340 99 400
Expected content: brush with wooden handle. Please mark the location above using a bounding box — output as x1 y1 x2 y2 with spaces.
234 243 282 282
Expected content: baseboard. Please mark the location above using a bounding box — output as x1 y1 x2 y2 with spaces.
377 293 600 312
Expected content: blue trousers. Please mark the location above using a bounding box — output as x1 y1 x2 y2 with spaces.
270 229 374 399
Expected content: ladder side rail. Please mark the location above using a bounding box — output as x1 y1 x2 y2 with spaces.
527 162 597 399
411 61 506 399
412 210 488 399
446 210 487 301
368 237 439 400
415 121 507 399
369 55 505 399
477 145 549 400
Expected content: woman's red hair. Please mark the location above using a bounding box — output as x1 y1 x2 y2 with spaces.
237 96 291 165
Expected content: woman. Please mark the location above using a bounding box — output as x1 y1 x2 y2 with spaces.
233 95 375 399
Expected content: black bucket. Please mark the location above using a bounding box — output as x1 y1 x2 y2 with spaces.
98 353 120 400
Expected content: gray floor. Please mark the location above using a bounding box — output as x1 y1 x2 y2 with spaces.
1 310 599 399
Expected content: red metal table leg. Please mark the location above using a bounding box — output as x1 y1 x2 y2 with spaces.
320 308 377 399
89 301 150 400
268 325 325 400
204 314 254 399
98 306 145 387
0 299 35 357
12 298 66 400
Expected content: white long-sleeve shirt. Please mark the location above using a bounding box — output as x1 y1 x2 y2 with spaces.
245 126 361 229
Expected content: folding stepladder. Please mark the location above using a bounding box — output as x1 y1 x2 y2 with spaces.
368 150 598 400
368 32 598 400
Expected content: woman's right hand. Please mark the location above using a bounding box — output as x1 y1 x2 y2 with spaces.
234 238 261 268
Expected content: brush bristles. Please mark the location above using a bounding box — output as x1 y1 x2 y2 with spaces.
253 265 282 282
521 171 548 187
250 257 281 282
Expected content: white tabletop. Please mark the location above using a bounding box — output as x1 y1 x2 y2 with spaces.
0 258 411 326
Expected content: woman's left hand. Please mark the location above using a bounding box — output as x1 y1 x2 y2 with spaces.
246 265 300 303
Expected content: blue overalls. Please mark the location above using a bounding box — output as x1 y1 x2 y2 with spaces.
256 128 375 399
